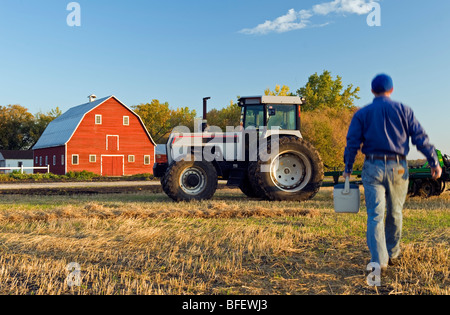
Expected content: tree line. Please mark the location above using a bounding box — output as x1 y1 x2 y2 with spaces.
0 70 364 169
0 105 62 151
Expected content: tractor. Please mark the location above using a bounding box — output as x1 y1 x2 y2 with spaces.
154 96 324 202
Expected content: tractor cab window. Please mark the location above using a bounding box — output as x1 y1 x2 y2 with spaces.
267 105 297 130
244 105 265 129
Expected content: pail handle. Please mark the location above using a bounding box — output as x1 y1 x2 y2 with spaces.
342 177 351 195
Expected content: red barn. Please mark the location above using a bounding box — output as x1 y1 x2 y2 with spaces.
33 95 156 176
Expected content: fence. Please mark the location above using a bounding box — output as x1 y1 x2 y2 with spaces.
0 165 50 174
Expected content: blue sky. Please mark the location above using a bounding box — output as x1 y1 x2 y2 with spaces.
0 0 449 158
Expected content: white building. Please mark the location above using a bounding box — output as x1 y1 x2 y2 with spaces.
0 150 34 174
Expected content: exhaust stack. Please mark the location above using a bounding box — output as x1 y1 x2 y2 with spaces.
202 97 211 131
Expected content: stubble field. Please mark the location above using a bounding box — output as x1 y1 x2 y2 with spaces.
0 185 448 295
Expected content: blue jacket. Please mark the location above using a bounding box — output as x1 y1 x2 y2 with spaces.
344 96 438 173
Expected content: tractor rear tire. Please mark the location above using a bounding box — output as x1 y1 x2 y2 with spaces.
162 158 218 202
252 136 324 202
239 169 268 199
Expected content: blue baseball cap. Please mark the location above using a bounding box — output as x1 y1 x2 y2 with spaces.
372 74 394 93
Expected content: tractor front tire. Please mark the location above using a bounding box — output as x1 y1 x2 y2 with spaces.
252 137 324 202
162 159 218 202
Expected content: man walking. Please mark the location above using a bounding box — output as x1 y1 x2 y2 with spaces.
343 74 442 271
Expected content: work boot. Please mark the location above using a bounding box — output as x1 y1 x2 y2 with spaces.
389 257 400 266
389 254 402 266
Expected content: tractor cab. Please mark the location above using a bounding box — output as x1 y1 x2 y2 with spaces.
238 96 304 131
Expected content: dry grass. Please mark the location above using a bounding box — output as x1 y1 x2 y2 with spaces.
0 187 448 295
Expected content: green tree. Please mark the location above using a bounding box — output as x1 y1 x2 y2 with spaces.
170 106 197 134
297 70 360 112
264 84 295 96
132 100 196 144
294 71 364 169
301 107 364 169
0 105 62 150
0 105 35 150
206 101 241 131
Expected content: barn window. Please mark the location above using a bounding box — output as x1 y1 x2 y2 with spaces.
35 157 38 164
89 155 97 163
95 115 102 125
72 155 79 165
144 155 151 165
128 155 135 163
45 156 48 166
123 116 130 126
53 155 56 166
39 156 42 166
61 155 65 166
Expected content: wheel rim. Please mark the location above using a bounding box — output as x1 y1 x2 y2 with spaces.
269 151 312 192
418 180 434 197
180 167 207 195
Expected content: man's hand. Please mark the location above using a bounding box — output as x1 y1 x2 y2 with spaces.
431 166 442 180
343 172 352 179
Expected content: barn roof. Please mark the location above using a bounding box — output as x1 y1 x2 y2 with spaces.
33 95 156 150
0 150 34 160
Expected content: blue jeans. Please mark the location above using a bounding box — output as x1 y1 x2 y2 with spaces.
362 159 409 268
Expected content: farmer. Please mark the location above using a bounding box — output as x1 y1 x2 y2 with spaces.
343 74 442 272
